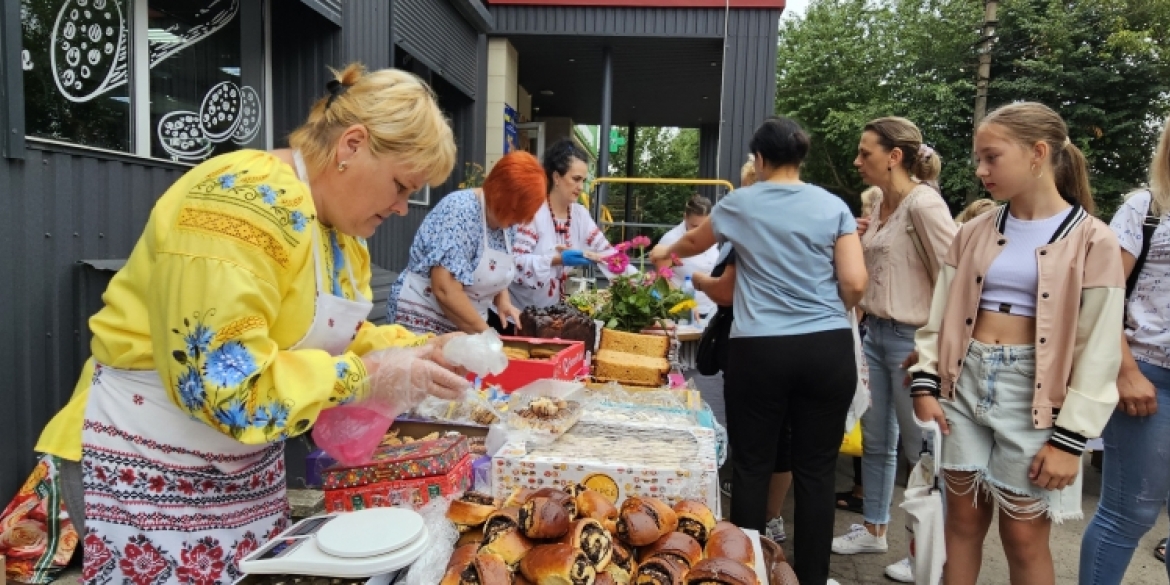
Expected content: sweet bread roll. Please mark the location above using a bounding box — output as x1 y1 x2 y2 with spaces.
577 490 618 533
673 501 716 545
595 573 617 585
564 483 590 498
456 527 485 548
440 543 479 585
616 498 670 547
633 555 687 585
519 543 597 585
532 487 578 519
559 518 614 571
704 522 754 566
515 574 535 585
642 498 678 534
605 542 635 584
637 533 702 569
459 553 511 585
479 507 533 567
520 496 572 539
505 488 539 508
683 558 760 585
448 492 499 531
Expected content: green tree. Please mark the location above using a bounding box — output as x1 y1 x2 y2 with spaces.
989 0 1170 216
775 0 1170 217
604 127 701 242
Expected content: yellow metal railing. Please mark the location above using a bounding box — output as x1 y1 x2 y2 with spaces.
579 177 737 241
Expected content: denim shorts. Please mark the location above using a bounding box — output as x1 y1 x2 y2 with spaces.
940 339 1083 523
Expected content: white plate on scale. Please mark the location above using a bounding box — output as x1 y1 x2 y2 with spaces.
239 508 429 578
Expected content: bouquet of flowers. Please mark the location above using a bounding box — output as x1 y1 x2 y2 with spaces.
593 236 696 332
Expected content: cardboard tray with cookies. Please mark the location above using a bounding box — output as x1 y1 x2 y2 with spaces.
477 337 587 393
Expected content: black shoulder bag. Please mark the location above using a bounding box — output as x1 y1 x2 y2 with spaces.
695 248 737 375
1125 194 1161 302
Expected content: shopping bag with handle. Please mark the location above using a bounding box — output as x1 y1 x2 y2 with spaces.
900 418 945 585
840 311 870 457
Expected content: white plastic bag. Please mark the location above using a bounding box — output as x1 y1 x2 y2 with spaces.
845 311 871 433
443 329 508 377
901 418 945 585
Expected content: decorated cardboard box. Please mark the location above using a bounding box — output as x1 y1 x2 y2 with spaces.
324 454 473 512
321 435 469 490
491 422 720 516
479 337 586 392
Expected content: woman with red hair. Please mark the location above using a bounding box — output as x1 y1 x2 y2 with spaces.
390 151 547 334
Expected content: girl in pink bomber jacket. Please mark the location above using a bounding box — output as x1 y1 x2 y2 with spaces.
909 102 1125 585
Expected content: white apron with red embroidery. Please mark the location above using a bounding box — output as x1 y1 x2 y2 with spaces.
394 192 515 334
79 151 372 585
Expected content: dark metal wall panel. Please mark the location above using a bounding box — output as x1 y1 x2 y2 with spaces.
271 1 343 146
0 144 184 502
367 209 427 282
393 0 479 98
491 5 727 37
698 123 720 198
342 0 392 70
299 0 342 25
718 9 779 184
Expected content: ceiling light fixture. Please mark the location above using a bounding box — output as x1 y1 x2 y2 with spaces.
540 90 554 96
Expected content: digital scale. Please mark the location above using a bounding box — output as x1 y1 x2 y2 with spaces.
239 507 431 579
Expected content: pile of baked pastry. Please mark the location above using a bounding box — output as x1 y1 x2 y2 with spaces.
442 486 761 585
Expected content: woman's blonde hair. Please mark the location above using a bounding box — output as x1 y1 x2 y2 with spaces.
740 155 757 187
955 198 998 224
1144 116 1170 217
289 63 456 187
863 117 942 184
859 186 881 218
980 102 1094 214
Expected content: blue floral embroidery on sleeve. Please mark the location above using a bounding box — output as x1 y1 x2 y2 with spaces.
218 174 237 189
290 210 308 233
204 341 258 387
259 184 278 206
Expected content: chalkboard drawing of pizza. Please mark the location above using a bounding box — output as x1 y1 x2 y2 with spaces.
51 0 128 103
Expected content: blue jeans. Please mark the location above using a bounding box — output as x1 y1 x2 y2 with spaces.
1079 361 1170 585
860 317 922 526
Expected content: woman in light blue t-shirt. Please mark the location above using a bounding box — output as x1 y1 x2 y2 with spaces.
651 116 867 585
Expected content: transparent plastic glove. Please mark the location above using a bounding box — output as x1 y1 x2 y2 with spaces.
365 344 470 408
442 329 509 377
560 249 592 267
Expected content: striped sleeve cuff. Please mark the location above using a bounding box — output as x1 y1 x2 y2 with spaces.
909 372 940 397
1048 427 1088 456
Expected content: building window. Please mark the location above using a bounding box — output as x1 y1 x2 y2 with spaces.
20 0 266 161
21 0 133 151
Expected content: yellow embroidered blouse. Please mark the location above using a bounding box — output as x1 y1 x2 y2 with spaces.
38 150 425 460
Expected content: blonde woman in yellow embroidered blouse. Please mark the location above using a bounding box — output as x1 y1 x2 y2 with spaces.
36 64 466 582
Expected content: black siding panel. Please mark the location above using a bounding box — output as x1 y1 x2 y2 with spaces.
342 0 392 69
394 0 479 98
298 0 342 25
491 5 726 37
272 2 343 146
0 145 184 501
718 9 779 183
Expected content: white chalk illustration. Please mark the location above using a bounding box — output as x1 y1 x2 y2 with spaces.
48 0 239 103
158 82 262 161
157 110 214 161
50 0 127 102
231 85 262 145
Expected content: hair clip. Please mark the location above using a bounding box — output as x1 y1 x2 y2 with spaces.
325 79 350 109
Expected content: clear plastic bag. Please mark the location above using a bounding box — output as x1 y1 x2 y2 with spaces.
443 329 509 377
403 496 460 585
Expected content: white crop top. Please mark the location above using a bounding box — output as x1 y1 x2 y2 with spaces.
980 206 1074 317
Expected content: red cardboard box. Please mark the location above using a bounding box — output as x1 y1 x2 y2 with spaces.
324 454 473 512
321 435 469 490
479 336 586 392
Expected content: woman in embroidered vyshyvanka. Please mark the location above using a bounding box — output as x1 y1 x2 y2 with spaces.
34 64 470 585
388 151 547 335
507 139 621 314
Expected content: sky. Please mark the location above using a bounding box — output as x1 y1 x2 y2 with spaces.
783 0 810 18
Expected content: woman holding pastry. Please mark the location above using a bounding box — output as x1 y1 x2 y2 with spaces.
509 138 623 312
35 65 470 584
388 151 547 334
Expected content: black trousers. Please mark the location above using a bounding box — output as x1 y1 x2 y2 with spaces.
725 329 856 585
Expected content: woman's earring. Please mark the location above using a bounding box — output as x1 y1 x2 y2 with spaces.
1030 162 1043 179
338 161 348 172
